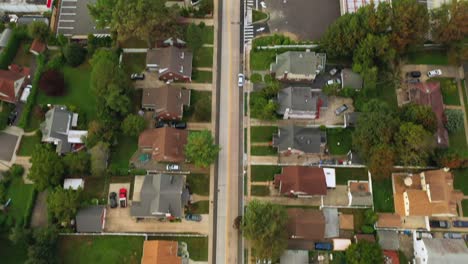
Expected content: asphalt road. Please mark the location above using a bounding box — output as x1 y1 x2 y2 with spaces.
212 0 243 262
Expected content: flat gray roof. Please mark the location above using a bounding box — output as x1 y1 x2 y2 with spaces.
56 0 109 38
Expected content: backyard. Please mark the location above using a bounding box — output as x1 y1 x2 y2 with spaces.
406 50 448 65
57 235 144 264
121 52 146 74
250 126 277 142
326 128 352 155
36 63 97 123
82 176 107 203
372 178 394 213
250 165 282 182
334 167 368 185
251 185 270 196
454 168 468 194
109 134 138 171
17 134 41 156
250 50 276 71
148 236 208 261
186 173 210 196
12 43 33 66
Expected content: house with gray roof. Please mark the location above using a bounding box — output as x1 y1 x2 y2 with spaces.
40 106 88 154
414 238 468 264
131 174 190 219
344 112 360 128
146 46 193 82
272 125 327 154
75 205 106 233
270 51 326 83
277 87 328 119
341 68 363 90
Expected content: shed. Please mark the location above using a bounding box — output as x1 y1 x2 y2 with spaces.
63 178 84 190
332 239 352 251
75 206 106 233
323 168 336 188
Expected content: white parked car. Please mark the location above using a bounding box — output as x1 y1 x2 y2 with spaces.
329 68 338 76
166 164 180 171
327 78 341 85
427 69 442 78
20 85 32 103
260 1 266 8
238 73 244 87
256 27 265 32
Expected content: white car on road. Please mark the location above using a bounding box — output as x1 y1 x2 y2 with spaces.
427 69 442 78
260 1 266 8
238 73 244 87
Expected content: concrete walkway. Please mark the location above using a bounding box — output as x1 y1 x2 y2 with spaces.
192 194 209 202
246 196 321 206
187 122 212 131
179 18 214 26
195 67 213 71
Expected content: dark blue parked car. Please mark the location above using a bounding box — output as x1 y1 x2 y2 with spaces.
315 242 333 251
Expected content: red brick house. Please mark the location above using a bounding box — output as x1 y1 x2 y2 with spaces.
146 46 193 82
138 127 188 162
141 86 190 121
0 69 27 103
274 166 336 197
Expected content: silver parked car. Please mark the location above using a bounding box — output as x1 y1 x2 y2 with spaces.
335 104 348 116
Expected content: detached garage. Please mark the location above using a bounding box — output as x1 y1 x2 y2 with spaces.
76 205 106 233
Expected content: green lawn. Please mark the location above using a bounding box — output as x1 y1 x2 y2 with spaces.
12 42 33 66
193 47 213 68
454 169 468 194
119 37 148 48
250 165 282 182
250 126 277 142
148 236 208 261
326 128 353 155
201 26 214 44
250 50 276 71
372 178 395 213
192 70 212 83
183 90 212 122
406 50 449 65
429 77 460 105
335 167 368 185
251 185 270 196
186 173 210 196
122 52 146 74
252 10 268 22
37 63 97 123
109 134 138 171
0 234 28 264
17 134 41 156
462 200 468 217
251 146 277 156
57 235 144 264
5 176 36 225
448 125 467 153
82 176 107 203
189 200 209 214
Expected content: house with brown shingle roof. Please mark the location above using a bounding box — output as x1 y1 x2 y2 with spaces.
141 240 182 264
375 213 402 230
0 69 27 103
274 166 335 197
29 38 46 55
141 86 190 121
409 82 449 147
146 46 193 82
287 209 325 249
138 127 188 162
392 169 463 217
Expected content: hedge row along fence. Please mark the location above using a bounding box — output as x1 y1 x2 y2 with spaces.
18 54 46 129
0 26 29 69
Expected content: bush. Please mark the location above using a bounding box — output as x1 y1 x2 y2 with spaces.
63 42 86 67
87 34 112 55
250 73 262 83
10 164 24 178
39 69 66 96
445 109 464 133
46 53 65 70
361 225 375 234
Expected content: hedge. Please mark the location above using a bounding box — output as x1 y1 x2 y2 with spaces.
0 27 28 69
18 54 46 128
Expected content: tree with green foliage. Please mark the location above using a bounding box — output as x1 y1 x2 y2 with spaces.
88 0 180 44
395 122 434 167
193 95 212 122
28 144 65 191
185 130 220 168
346 241 383 264
430 0 468 46
250 93 278 120
353 34 395 72
28 21 50 42
89 141 110 176
122 114 147 137
400 104 437 133
368 144 395 180
9 224 32 246
25 227 58 264
242 200 288 261
390 0 429 54
47 187 82 226
445 109 464 133
63 43 87 67
63 151 90 175
185 23 203 52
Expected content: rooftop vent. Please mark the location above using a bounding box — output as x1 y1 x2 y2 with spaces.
404 177 413 187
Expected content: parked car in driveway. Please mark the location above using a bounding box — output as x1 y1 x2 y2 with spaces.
409 71 421 78
170 121 187 129
185 213 202 222
444 232 463 239
427 69 442 78
166 164 180 171
429 220 449 229
20 84 32 103
335 104 348 116
109 192 118 208
453 220 468 227
119 188 127 208
130 73 145 80
329 68 338 76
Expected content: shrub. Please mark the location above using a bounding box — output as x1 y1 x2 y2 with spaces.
63 42 86 67
250 73 262 83
10 165 24 178
445 109 464 133
39 69 66 96
45 53 65 70
361 225 375 234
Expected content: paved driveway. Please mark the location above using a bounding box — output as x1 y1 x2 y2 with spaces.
266 0 340 40
0 132 19 162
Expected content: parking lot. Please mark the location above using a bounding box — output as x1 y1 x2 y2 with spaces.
56 0 109 37
265 0 341 40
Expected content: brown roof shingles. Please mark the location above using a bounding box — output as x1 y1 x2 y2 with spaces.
376 213 402 228
30 38 46 54
141 240 182 264
274 166 327 196
287 209 325 240
0 69 25 103
138 127 188 162
141 86 190 118
339 214 354 230
146 46 193 78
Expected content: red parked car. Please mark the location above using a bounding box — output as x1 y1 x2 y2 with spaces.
119 188 127 208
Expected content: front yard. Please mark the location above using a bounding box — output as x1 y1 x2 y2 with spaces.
186 173 210 196
250 165 282 182
109 134 138 172
183 90 212 122
448 125 467 153
326 128 353 155
188 200 209 214
251 146 277 156
37 63 97 123
372 178 394 213
192 70 212 83
193 47 213 68
251 185 270 196
334 167 367 185
454 168 468 194
250 50 276 71
148 236 208 261
57 235 144 264
250 126 277 142
17 134 41 156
